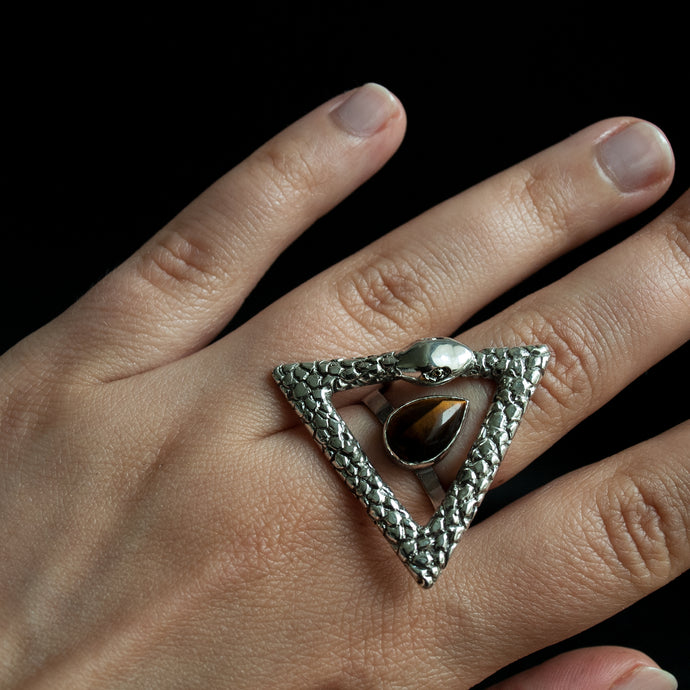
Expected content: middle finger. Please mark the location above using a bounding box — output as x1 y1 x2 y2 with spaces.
233 117 674 431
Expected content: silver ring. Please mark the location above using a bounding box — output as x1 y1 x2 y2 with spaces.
273 337 550 587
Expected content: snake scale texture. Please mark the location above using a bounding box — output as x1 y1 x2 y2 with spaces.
273 344 549 587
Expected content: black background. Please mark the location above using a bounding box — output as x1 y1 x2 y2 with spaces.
2 6 688 686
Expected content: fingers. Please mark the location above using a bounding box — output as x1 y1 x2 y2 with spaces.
351 148 689 496
227 117 674 440
446 422 690 682
487 647 678 690
253 131 685 497
241 116 674 371
35 84 406 381
457 186 690 483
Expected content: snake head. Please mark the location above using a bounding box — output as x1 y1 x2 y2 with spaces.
394 337 475 385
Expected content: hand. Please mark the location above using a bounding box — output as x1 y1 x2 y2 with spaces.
1 83 686 688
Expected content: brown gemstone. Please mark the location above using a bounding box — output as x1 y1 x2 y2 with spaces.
384 396 467 468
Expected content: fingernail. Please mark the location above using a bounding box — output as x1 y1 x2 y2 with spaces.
596 121 674 192
612 665 678 690
331 83 398 137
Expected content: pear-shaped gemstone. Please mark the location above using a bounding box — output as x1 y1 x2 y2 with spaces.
384 396 468 468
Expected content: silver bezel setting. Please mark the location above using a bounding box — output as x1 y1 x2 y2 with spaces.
382 395 469 470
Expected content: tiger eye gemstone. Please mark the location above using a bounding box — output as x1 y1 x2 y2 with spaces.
384 397 468 467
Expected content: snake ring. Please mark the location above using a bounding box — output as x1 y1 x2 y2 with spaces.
274 337 550 587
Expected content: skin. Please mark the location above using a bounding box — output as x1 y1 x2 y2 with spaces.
0 85 687 688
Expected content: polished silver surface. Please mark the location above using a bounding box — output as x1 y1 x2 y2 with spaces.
273 338 550 588
361 389 394 425
394 337 475 384
414 467 447 509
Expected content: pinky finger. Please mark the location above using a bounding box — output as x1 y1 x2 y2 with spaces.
487 646 677 689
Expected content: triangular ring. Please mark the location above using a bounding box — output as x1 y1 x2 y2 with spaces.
273 338 550 588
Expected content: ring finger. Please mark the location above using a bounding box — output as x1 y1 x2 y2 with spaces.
349 183 690 495
459 184 690 482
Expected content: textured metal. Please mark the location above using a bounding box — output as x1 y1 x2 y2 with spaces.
273 338 550 588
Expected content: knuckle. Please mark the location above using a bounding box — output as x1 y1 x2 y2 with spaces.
510 304 601 423
136 225 226 299
660 206 690 288
0 349 57 445
0 357 86 473
253 140 329 210
589 469 684 585
509 164 573 243
0 372 36 450
335 251 438 340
